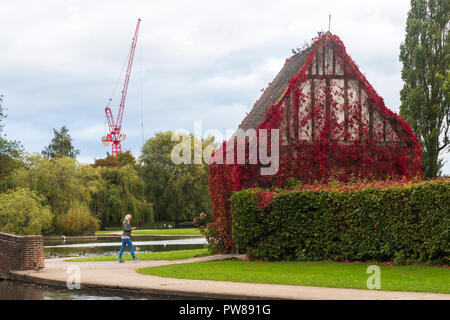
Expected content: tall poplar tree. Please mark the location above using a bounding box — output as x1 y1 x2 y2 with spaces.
399 0 449 178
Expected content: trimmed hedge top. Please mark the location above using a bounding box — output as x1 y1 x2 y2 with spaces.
231 179 449 265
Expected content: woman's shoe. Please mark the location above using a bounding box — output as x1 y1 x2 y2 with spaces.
133 258 140 262
118 260 125 263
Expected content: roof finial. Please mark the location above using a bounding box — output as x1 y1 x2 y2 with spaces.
328 13 331 32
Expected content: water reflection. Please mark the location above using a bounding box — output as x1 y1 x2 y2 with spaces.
0 279 45 300
0 280 184 300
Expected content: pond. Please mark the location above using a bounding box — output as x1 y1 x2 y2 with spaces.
1 235 208 300
0 279 185 300
44 236 208 258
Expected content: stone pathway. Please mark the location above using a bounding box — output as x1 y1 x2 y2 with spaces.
8 254 450 300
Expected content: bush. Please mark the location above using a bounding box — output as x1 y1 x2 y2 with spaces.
0 187 53 235
193 212 225 253
55 202 100 235
231 179 450 265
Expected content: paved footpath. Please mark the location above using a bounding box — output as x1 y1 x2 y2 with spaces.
8 254 450 300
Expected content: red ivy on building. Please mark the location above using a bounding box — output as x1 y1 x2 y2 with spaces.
208 34 422 252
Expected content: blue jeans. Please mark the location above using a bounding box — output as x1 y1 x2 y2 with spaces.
118 237 136 260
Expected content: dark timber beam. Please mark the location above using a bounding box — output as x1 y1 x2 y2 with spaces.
311 72 316 140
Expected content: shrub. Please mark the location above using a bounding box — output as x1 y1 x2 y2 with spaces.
55 202 100 235
231 179 449 265
0 187 53 235
201 222 227 253
193 212 224 253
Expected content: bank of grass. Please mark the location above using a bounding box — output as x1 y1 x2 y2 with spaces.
95 228 201 236
133 228 201 236
65 248 210 262
136 260 450 294
95 228 121 234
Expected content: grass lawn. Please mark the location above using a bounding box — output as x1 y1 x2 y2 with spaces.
136 260 450 294
95 228 121 235
95 228 201 236
65 248 210 262
132 228 201 236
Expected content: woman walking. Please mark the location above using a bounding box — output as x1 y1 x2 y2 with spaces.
118 214 140 263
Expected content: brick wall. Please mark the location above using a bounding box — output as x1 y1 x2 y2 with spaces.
0 232 44 278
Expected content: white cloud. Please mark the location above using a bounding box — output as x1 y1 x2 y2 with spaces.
72 124 105 142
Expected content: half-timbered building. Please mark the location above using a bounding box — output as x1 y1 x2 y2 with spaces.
208 33 422 250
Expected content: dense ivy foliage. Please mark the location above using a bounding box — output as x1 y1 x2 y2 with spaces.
231 179 449 265
209 34 423 251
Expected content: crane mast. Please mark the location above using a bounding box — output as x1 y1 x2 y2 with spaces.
102 18 141 156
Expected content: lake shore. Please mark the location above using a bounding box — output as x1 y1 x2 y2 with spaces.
7 255 450 300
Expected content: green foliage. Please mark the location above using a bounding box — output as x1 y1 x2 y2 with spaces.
399 0 450 178
94 150 137 168
55 202 99 235
91 165 154 227
2 152 154 234
201 225 227 253
0 94 24 183
94 155 121 168
11 156 94 215
42 126 80 159
193 211 225 253
139 131 214 224
8 155 99 234
0 187 52 235
231 180 450 264
117 150 137 167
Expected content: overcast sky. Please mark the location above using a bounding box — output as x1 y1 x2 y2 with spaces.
1 0 449 174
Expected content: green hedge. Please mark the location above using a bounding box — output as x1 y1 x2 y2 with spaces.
231 180 450 264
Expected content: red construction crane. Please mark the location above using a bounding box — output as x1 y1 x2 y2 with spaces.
102 18 141 156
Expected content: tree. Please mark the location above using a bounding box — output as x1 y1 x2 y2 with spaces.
42 126 80 159
0 94 24 182
117 150 137 167
10 155 100 234
139 131 215 224
90 165 154 228
399 0 450 178
55 202 99 235
0 187 53 235
93 150 137 168
91 151 153 229
93 154 121 168
7 154 152 232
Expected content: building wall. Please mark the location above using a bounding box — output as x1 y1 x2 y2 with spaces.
281 41 399 147
0 232 44 278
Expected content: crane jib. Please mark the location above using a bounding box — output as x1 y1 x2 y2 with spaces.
102 18 141 156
